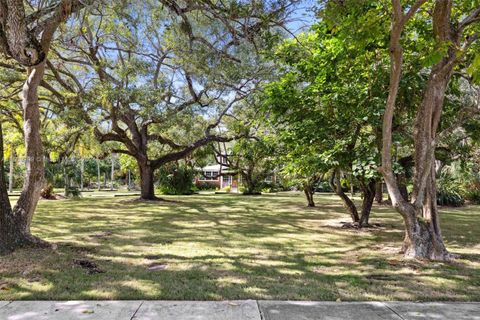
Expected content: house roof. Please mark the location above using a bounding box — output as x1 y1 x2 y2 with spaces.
202 164 222 171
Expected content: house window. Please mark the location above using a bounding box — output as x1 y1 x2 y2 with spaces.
203 171 219 180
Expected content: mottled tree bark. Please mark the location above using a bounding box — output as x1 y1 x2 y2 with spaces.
139 162 156 200
8 145 14 193
0 63 49 254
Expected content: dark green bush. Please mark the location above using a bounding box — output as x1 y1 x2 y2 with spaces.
196 182 217 191
437 190 464 207
158 165 195 195
464 189 480 204
437 172 464 207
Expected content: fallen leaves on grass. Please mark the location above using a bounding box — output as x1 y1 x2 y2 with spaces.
73 259 105 274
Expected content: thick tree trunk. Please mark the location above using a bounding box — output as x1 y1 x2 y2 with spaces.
329 169 359 222
243 179 256 195
359 180 376 227
400 164 449 259
303 183 315 207
1 63 48 254
242 168 259 195
0 122 14 254
379 0 462 261
139 162 156 200
8 146 14 193
374 181 383 204
63 160 68 196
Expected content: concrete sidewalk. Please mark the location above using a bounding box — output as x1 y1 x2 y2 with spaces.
0 300 479 319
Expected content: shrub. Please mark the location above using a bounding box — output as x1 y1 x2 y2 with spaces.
224 186 231 193
66 187 82 199
464 189 480 204
158 165 195 195
436 171 465 207
196 182 216 191
437 190 464 207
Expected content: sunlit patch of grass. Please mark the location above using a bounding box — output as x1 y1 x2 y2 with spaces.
0 191 479 301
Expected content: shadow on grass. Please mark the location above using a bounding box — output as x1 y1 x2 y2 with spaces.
0 192 479 301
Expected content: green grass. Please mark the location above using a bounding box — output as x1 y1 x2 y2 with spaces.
0 191 479 301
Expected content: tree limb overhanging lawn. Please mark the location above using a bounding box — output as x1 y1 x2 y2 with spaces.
0 192 479 301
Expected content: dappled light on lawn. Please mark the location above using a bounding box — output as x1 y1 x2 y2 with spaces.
0 192 479 301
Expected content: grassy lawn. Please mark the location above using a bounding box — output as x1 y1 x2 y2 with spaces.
0 191 479 301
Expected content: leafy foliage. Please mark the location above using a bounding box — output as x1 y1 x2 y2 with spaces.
158 165 195 195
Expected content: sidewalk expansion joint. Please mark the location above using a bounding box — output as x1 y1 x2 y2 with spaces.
256 300 265 320
381 302 405 320
130 300 144 320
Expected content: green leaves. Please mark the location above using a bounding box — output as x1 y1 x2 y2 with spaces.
467 53 480 84
421 41 450 67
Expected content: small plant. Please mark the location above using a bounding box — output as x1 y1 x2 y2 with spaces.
224 186 231 193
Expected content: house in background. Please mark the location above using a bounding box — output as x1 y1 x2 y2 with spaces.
195 155 240 192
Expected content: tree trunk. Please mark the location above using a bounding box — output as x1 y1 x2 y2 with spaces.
0 121 14 254
110 156 115 191
329 169 359 222
139 162 156 200
1 64 48 254
8 146 14 194
379 0 462 261
375 181 383 204
80 158 84 191
303 183 315 207
63 160 68 197
398 174 409 201
359 180 376 227
350 175 355 197
242 169 259 195
96 159 101 191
